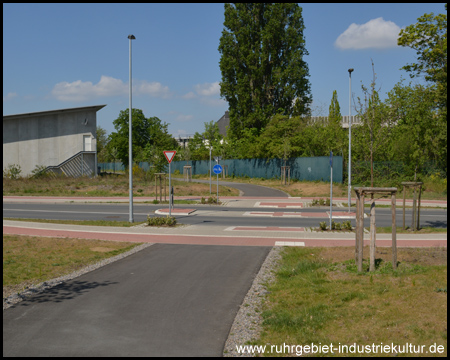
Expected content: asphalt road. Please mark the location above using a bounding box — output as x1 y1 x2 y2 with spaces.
3 202 448 229
3 243 271 357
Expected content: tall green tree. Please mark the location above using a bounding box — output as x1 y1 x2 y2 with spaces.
218 3 312 138
397 5 447 87
328 90 342 126
397 5 447 126
107 108 177 170
387 80 446 175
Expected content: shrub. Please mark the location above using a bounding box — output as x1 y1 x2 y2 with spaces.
201 196 218 204
30 165 50 179
3 164 22 179
343 220 352 231
147 215 177 227
319 221 327 231
208 196 218 204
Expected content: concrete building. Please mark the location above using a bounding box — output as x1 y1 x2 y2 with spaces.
3 105 106 177
216 111 230 136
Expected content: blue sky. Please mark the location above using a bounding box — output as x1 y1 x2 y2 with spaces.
3 3 445 139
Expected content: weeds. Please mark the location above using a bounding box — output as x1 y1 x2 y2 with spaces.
147 215 177 227
201 196 219 205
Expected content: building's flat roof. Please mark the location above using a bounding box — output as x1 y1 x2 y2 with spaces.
3 105 106 121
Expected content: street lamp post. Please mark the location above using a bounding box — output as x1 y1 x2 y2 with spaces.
128 34 135 223
348 68 354 213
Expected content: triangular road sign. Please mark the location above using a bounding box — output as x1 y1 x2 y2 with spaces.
164 150 177 163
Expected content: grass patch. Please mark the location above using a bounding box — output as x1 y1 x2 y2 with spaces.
3 173 446 200
312 224 446 234
2 175 239 197
3 234 142 298
256 246 447 357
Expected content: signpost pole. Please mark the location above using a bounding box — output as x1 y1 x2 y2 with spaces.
216 159 219 202
163 150 177 217
169 161 172 217
212 161 223 204
330 151 333 230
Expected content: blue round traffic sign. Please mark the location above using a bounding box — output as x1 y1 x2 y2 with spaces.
213 164 223 174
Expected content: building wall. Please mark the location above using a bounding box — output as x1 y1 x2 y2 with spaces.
3 105 104 176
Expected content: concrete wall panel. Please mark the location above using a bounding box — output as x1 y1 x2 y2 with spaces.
3 105 104 176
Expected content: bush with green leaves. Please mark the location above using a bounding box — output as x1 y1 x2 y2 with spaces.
201 196 219 204
30 165 51 179
342 220 352 231
3 164 22 179
147 215 177 227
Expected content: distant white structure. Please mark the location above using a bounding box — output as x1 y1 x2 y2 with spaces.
176 113 362 148
3 105 105 177
307 115 361 128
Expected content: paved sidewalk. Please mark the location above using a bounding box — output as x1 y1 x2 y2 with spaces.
3 217 447 248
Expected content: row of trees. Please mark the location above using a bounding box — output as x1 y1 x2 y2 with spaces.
98 4 446 182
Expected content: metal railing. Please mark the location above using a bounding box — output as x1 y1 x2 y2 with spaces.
37 151 97 178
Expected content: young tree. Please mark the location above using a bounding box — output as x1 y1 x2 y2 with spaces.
218 3 312 138
256 114 304 159
353 60 396 187
96 126 109 163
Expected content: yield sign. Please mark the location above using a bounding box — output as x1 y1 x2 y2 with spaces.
163 150 177 163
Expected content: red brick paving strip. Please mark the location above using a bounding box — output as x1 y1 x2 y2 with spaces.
3 226 446 248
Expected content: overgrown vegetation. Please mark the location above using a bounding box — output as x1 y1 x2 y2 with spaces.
2 173 239 198
256 246 447 357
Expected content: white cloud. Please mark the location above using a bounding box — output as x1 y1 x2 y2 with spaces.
51 75 171 102
181 81 227 107
3 92 18 102
182 91 196 99
335 17 401 50
135 80 171 99
194 81 220 96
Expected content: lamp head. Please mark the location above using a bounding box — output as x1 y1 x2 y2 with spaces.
348 68 354 74
128 35 136 40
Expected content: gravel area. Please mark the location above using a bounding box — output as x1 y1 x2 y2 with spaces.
223 246 283 357
3 242 154 310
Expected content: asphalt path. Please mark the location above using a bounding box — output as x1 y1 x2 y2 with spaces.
174 177 289 197
3 202 447 229
3 243 271 357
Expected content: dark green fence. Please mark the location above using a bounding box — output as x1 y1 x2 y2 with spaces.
99 156 343 182
172 156 343 183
